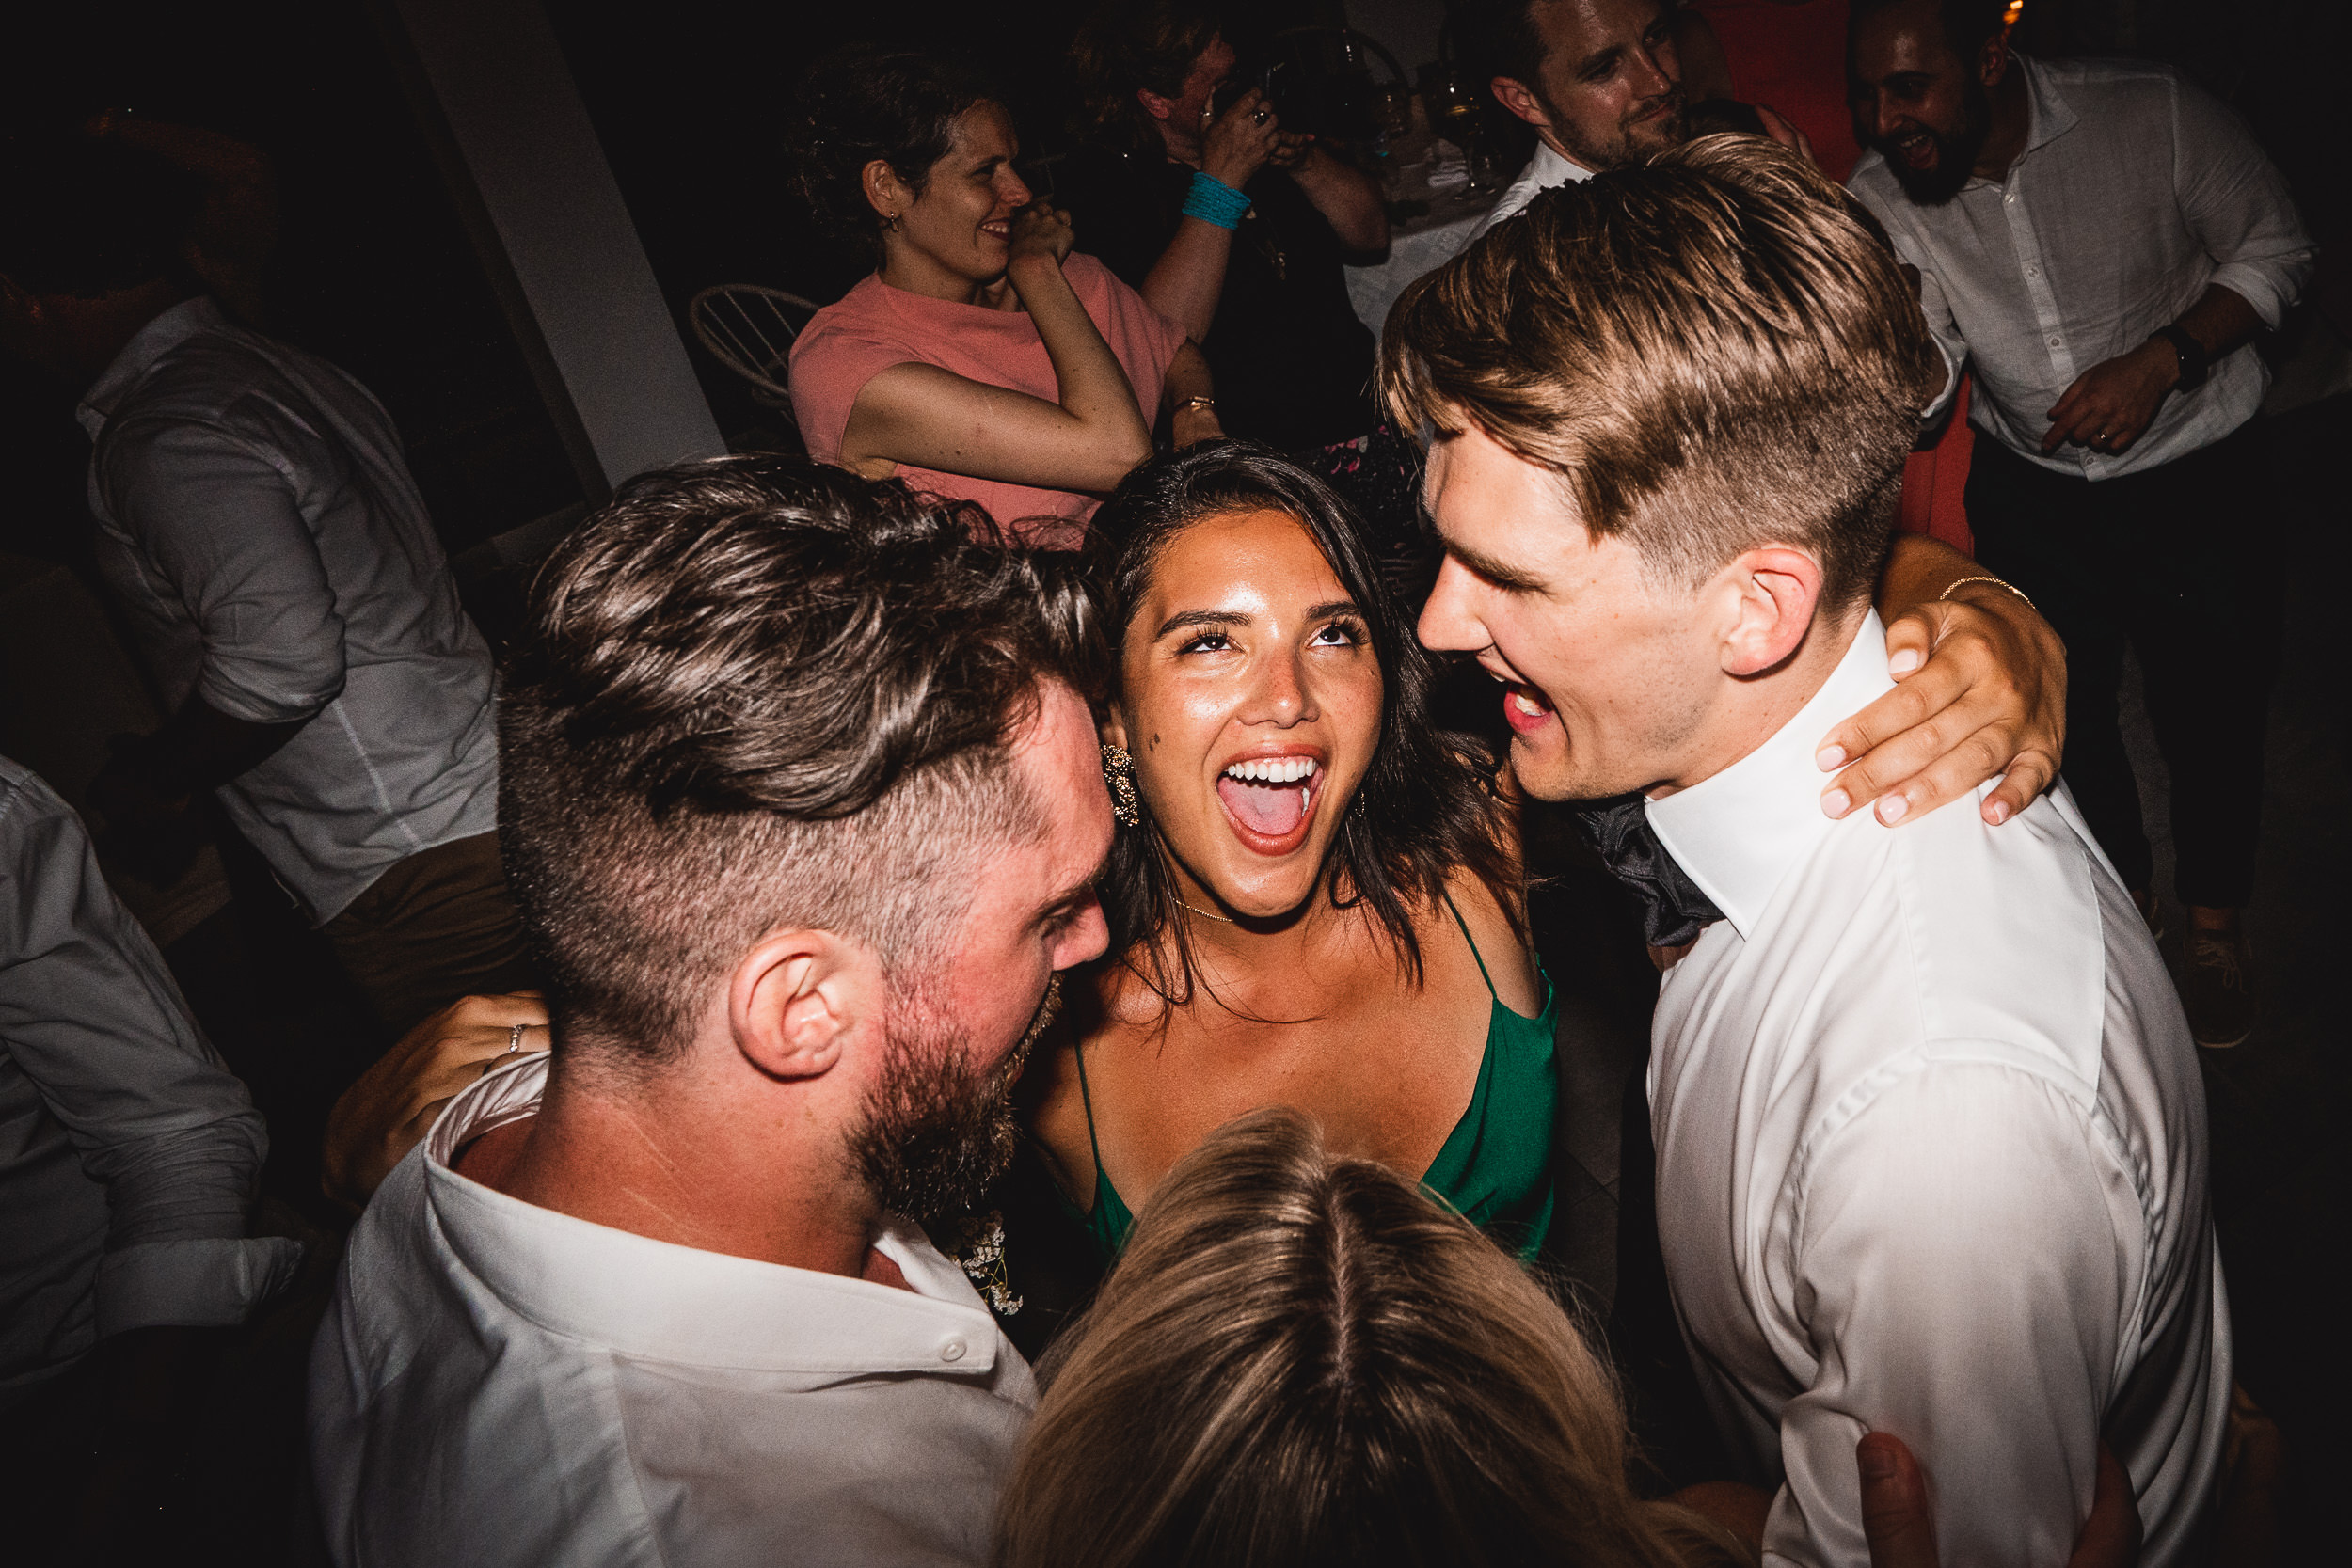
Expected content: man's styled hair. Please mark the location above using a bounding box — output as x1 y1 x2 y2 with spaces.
993 1108 1747 1568
499 457 1104 1062
1380 135 1944 612
1452 0 1552 93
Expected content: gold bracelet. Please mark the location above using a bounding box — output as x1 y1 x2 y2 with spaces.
1175 396 1216 414
1938 574 2036 613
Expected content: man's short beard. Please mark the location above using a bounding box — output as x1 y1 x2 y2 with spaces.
849 973 1062 1228
1548 86 1688 172
1879 76 1993 205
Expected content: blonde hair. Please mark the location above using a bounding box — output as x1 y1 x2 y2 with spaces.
1379 135 1945 612
992 1108 1752 1568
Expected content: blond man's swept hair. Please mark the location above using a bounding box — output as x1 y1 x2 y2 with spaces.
992 1108 1752 1568
1381 135 1945 612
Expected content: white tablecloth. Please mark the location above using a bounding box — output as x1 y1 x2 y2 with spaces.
1345 193 1499 337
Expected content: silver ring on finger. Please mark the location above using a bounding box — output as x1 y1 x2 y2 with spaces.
506 1023 527 1055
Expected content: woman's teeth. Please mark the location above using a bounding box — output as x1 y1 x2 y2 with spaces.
1222 757 1319 784
1511 691 1547 717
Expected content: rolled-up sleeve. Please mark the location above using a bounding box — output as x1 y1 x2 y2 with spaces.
98 414 349 724
1762 1060 2131 1568
0 767 298 1337
2172 77 2313 327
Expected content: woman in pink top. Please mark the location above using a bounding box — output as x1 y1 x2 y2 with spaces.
788 50 1219 548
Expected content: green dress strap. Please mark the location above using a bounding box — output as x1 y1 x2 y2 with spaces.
1060 895 1557 1264
1055 1033 1137 1258
1421 893 1558 1262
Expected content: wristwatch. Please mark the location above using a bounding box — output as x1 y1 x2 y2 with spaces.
2152 324 2209 392
1176 396 1217 415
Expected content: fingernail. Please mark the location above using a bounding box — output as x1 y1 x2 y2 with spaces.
1816 745 1846 771
1987 800 2010 824
1821 787 1850 819
1878 794 1909 824
1859 1442 1898 1480
1888 648 1922 675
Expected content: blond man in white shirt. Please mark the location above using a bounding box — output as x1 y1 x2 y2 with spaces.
310 459 1116 1568
1384 137 2225 1566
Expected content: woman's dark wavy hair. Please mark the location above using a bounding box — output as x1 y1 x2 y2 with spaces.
1092 441 1519 1009
785 46 1002 261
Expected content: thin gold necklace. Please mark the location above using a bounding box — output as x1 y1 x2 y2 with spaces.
1176 896 1235 924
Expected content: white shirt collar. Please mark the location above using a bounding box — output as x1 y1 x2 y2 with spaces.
2014 55 2080 162
1957 55 2078 196
1645 611 1891 940
421 1053 1007 1377
1531 139 1597 188
76 295 227 441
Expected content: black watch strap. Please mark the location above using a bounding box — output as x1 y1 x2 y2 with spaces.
2153 324 2209 392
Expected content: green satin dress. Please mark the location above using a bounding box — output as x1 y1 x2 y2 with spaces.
1063 896 1558 1261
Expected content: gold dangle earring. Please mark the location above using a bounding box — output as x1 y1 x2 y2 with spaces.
1101 745 1141 829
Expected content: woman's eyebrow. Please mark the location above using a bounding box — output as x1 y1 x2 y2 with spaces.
1155 609 1251 639
1305 599 1360 621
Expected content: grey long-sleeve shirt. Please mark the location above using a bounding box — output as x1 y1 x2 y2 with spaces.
0 755 298 1402
78 297 501 923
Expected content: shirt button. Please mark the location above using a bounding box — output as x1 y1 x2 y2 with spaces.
2026 265 2040 277
2004 191 2017 203
937 1335 969 1363
2048 335 2062 347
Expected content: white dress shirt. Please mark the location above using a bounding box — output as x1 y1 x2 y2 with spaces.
0 754 298 1404
311 1054 1037 1567
1462 140 1594 248
79 297 501 923
1644 612 2228 1568
1849 55 2314 480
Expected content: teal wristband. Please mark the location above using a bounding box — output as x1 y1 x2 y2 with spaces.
1181 170 1251 230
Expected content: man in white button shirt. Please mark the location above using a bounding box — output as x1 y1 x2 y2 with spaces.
1451 0 1818 246
0 135 526 1037
310 458 1115 1567
1846 1 2315 1046
1452 0 1684 243
1385 137 2226 1566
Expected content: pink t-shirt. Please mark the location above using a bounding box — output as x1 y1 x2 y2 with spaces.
789 253 1186 547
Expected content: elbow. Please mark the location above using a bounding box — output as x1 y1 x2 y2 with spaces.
1092 430 1154 490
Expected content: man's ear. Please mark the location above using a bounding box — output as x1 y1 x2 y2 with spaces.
1136 87 1177 124
728 927 885 1083
1719 546 1825 678
1978 30 2010 89
1489 76 1551 132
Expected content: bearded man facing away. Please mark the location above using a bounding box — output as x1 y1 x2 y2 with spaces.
309 459 1114 1567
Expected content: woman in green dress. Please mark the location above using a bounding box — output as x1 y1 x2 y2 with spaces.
1023 440 2061 1269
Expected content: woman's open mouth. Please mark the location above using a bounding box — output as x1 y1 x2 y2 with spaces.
1214 755 1322 855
